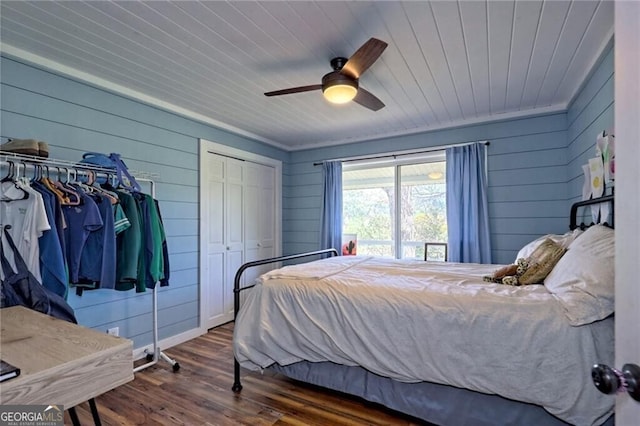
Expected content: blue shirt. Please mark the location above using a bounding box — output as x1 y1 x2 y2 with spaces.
63 190 102 284
32 182 68 298
79 192 117 290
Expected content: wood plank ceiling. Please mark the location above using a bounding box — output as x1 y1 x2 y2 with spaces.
0 1 613 150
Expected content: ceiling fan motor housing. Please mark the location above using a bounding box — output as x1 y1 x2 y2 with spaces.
322 71 358 91
323 56 358 97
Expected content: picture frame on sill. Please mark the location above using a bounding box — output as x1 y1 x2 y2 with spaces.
342 234 357 256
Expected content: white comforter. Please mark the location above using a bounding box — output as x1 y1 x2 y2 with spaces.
234 256 613 426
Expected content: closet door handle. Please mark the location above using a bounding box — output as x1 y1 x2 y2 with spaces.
257 243 262 247
226 246 230 250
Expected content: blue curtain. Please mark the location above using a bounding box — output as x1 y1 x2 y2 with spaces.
320 161 343 254
446 143 491 263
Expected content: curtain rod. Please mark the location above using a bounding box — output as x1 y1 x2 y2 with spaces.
312 141 490 166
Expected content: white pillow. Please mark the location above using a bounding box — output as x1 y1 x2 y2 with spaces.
544 225 614 326
515 229 584 262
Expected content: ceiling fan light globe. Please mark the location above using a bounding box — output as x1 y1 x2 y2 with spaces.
322 71 358 104
323 84 357 104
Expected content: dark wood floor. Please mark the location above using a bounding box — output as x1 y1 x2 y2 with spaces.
66 323 428 425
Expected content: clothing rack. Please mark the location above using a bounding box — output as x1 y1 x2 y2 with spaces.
0 150 179 373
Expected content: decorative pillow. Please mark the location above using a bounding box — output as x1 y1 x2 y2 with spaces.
544 225 614 326
518 239 567 285
515 229 583 263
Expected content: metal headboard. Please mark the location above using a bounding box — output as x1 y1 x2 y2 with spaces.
569 194 614 230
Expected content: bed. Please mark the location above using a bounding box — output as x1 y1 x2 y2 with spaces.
232 195 615 426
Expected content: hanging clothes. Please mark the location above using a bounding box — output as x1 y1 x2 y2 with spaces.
134 191 165 291
0 180 50 284
1 225 77 323
2 158 169 297
114 202 131 235
78 191 117 290
34 179 68 259
155 198 170 287
62 186 103 285
114 189 142 291
31 180 68 298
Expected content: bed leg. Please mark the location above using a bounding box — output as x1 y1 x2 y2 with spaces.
232 358 243 392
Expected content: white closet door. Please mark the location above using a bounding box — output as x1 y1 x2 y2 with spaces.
204 154 228 328
200 138 282 331
259 165 276 254
244 162 261 274
244 162 276 286
224 158 244 318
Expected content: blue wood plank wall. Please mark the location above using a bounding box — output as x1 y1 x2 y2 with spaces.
1 55 287 349
286 112 568 265
566 42 615 204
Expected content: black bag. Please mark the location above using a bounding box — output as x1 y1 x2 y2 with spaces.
1 226 77 323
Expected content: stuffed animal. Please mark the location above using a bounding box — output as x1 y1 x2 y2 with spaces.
483 258 530 286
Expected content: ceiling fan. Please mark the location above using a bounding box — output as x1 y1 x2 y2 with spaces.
264 38 388 111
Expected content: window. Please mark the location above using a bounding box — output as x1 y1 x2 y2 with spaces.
342 152 447 260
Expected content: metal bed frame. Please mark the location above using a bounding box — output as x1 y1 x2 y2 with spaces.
229 195 615 424
231 248 339 392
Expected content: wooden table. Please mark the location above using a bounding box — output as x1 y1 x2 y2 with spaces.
0 306 133 411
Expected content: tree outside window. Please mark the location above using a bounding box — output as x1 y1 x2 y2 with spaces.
343 157 446 259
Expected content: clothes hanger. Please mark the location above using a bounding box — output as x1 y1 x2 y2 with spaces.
83 170 118 204
100 172 119 192
1 160 15 183
41 165 68 203
16 161 32 187
1 160 29 201
29 164 45 188
70 169 101 200
54 167 81 206
44 167 79 206
74 170 95 193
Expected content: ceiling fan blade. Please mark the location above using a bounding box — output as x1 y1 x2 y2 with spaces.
341 38 388 79
264 85 322 97
353 87 385 111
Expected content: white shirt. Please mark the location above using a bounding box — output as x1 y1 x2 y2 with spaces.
1 181 51 283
